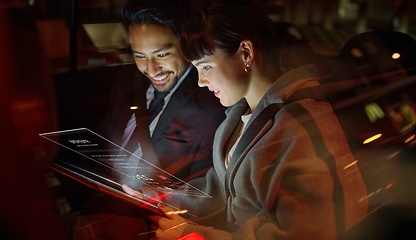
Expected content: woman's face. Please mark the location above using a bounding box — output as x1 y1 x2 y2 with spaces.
192 49 249 107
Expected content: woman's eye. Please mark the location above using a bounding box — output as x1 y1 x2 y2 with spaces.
202 66 211 71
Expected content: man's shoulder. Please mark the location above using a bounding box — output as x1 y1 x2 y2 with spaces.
168 81 225 125
176 68 224 108
183 84 224 111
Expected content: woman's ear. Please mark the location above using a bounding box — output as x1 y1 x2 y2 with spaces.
240 40 254 68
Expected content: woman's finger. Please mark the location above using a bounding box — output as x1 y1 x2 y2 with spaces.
122 183 144 199
158 203 188 219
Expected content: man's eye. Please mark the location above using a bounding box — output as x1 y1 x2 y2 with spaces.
157 53 169 58
134 54 146 59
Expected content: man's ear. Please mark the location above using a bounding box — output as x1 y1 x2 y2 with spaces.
240 39 254 67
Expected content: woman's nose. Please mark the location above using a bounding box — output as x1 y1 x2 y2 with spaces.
198 73 209 87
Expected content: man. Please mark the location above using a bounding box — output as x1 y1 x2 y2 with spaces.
99 0 225 182
73 0 225 239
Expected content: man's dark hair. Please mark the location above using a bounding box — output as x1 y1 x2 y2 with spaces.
121 0 191 38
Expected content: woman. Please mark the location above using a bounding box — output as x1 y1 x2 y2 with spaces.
133 0 368 239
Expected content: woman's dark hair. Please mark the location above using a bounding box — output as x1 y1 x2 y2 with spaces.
180 0 275 61
121 0 191 38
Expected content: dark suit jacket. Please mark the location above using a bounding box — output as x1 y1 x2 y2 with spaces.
99 64 226 182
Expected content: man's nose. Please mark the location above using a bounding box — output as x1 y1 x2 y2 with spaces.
146 58 161 77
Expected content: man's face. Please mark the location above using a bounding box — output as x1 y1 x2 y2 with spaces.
129 23 189 92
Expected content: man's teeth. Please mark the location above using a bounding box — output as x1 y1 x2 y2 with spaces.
154 74 168 81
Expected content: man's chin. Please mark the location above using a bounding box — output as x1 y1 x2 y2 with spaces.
153 85 170 93
152 80 177 92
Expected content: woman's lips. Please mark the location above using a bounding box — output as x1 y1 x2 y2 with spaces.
213 89 220 98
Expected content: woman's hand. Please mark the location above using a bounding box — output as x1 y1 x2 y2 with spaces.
122 183 144 199
149 204 189 240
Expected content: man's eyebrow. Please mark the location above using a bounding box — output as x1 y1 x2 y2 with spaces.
131 44 173 55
